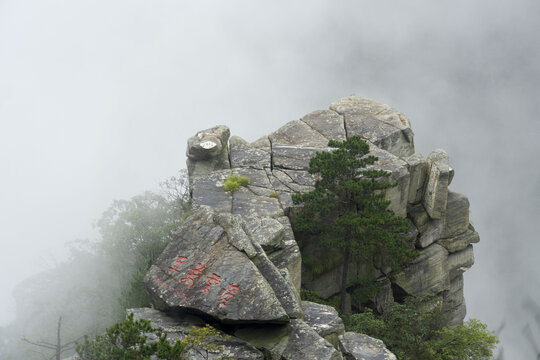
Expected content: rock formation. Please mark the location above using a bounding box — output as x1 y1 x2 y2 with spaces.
132 95 479 359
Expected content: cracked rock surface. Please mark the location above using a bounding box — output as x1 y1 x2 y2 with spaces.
137 95 479 359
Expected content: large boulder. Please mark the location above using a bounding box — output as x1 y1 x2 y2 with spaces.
423 149 451 219
186 125 231 181
302 301 345 348
144 207 291 323
128 308 264 360
338 332 397 360
330 95 414 158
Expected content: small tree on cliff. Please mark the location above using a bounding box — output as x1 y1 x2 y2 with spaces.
292 136 416 313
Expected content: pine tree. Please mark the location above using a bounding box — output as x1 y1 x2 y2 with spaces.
292 136 416 313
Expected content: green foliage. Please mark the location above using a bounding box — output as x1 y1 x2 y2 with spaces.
345 296 498 360
76 315 231 360
269 192 279 198
76 312 185 360
292 136 416 312
302 251 344 276
223 174 250 192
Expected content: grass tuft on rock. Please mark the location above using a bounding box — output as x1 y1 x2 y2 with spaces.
223 174 250 192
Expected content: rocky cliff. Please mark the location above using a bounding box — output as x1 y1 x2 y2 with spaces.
133 95 479 359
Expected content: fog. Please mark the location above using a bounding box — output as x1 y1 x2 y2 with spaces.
1 0 539 358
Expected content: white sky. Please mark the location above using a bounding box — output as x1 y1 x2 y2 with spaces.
1 0 540 357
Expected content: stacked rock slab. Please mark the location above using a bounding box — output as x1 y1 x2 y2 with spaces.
139 95 478 358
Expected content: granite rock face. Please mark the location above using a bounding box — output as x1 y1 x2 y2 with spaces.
339 332 397 360
140 95 478 359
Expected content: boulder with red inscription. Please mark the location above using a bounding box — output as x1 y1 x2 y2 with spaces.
144 206 300 324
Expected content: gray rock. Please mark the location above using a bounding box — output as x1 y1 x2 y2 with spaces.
270 168 315 193
128 308 264 360
330 95 414 158
236 319 342 360
338 332 397 360
269 120 330 148
302 301 345 348
272 145 329 171
144 207 289 324
423 149 450 219
268 239 302 295
447 245 475 280
191 170 232 214
187 125 230 161
366 146 410 218
437 225 480 253
230 136 271 170
443 191 470 238
392 243 450 296
242 221 303 319
405 153 428 204
443 275 467 325
186 126 231 181
232 187 284 218
279 319 343 360
247 217 286 251
251 136 271 149
300 109 347 142
416 217 444 249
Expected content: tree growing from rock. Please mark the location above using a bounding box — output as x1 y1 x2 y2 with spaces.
292 136 416 313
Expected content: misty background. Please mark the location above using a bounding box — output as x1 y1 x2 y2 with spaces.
1 0 539 358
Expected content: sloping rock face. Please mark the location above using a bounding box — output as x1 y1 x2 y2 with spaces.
139 95 478 359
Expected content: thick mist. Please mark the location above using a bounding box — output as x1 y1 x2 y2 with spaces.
1 0 539 358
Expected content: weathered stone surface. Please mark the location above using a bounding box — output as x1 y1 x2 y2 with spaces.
300 109 346 142
405 153 428 204
272 145 328 170
443 191 470 238
242 221 303 319
229 136 271 170
144 207 289 323
232 187 284 218
187 126 231 181
251 136 271 149
279 319 343 360
270 169 314 193
247 217 285 251
330 95 414 158
443 275 467 325
423 149 450 219
236 320 342 360
416 218 444 249
128 308 264 360
338 332 397 360
437 224 480 253
269 120 330 148
177 95 480 354
366 146 410 218
392 243 450 295
268 239 302 294
302 301 345 348
187 125 230 161
447 245 474 280
191 170 232 213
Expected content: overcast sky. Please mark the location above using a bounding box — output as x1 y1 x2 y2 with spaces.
1 0 539 358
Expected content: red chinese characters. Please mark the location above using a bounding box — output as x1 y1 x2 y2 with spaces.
180 263 206 288
218 283 240 308
202 273 222 294
168 256 188 273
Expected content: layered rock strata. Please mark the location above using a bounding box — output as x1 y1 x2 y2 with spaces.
137 95 478 358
